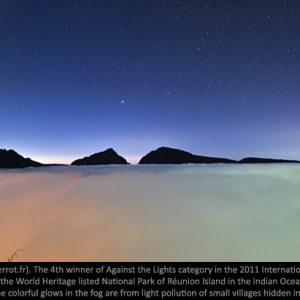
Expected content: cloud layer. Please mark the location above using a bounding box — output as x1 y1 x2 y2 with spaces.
1 164 300 261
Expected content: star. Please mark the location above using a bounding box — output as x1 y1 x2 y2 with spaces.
121 100 125 104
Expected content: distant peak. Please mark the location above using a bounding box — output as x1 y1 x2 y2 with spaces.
0 149 42 168
139 147 236 164
104 148 116 153
71 148 129 165
1 149 15 153
156 146 176 151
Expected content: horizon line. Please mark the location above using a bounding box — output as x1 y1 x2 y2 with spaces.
1 147 300 165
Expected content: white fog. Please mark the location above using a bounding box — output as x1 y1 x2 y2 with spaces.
1 164 300 261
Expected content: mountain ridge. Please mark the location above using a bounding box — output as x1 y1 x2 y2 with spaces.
71 148 129 165
1 147 299 168
139 147 236 164
0 149 43 169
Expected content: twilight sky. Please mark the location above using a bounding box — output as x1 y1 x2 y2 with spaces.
1 0 300 164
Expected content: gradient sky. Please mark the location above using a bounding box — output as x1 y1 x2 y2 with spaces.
1 0 300 164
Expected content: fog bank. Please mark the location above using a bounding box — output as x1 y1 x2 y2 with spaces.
1 164 300 261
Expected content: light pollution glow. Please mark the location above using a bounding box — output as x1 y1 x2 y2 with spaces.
1 164 300 262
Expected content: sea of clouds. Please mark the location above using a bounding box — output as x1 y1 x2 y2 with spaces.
1 164 300 261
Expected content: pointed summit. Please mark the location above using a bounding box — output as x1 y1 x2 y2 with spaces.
71 148 129 165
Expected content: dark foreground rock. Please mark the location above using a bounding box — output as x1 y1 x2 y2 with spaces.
139 147 237 164
0 149 43 169
71 148 129 165
239 157 300 164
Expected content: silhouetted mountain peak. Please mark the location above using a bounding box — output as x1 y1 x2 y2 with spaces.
1 149 19 156
139 146 236 164
71 148 129 165
103 148 117 154
0 149 42 169
156 146 189 152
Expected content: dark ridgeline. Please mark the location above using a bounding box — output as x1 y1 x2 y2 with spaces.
139 147 236 164
139 147 300 165
1 147 300 168
71 148 129 165
0 149 42 168
239 157 300 164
